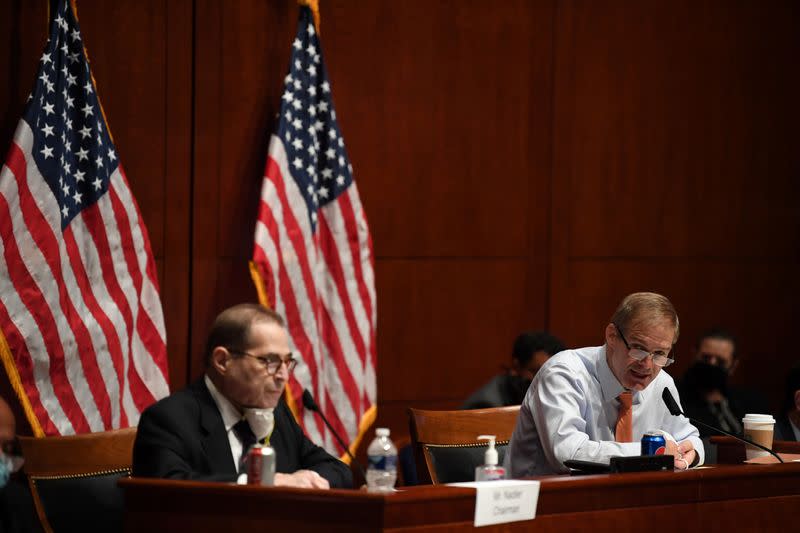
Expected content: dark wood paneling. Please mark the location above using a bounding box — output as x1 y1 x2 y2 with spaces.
321 0 549 259
0 2 47 150
550 0 800 412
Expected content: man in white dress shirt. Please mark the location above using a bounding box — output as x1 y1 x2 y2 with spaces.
505 292 703 476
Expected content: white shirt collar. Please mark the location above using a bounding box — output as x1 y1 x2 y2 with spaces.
204 374 242 432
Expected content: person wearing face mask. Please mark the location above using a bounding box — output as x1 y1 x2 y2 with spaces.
461 332 566 410
133 304 352 488
505 292 703 477
677 329 770 439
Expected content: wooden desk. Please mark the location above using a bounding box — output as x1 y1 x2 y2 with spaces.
122 463 800 532
712 436 800 464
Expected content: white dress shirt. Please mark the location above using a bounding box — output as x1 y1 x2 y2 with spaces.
204 375 247 472
504 345 704 477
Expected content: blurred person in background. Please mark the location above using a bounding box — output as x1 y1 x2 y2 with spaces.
462 331 566 410
678 328 770 439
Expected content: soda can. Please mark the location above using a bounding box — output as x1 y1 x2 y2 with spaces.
246 443 276 486
641 431 666 456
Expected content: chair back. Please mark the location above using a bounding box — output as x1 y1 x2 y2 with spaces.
19 427 137 533
408 406 519 484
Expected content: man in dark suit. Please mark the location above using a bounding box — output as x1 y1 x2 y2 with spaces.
133 304 352 488
677 328 770 439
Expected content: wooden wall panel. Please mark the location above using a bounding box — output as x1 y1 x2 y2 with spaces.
550 0 800 411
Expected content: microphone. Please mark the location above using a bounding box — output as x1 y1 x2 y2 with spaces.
661 387 784 464
302 389 368 479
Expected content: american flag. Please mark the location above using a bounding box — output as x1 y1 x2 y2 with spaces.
251 6 377 457
0 0 169 436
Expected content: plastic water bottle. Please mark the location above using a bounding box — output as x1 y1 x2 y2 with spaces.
366 427 397 492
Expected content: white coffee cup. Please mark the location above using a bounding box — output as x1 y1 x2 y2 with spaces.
741 413 776 460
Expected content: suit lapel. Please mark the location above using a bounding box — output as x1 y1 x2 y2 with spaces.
190 379 238 477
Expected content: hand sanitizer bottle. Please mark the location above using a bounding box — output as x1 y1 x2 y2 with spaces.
474 435 506 481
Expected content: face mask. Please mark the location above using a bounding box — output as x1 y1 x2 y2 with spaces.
686 361 729 394
0 450 24 484
244 408 275 442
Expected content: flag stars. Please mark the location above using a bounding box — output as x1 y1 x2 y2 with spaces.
42 124 54 137
66 73 77 87
92 177 103 191
74 170 85 182
282 91 294 103
72 191 82 204
41 52 52 65
293 157 303 170
321 168 333 180
321 81 330 93
84 81 93 94
307 64 317 77
292 100 302 110
293 38 302 50
76 147 89 161
70 28 81 42
293 79 302 91
61 65 69 77
45 81 55 93
292 138 303 151
307 23 315 36
95 155 104 168
292 118 302 130
81 103 93 117
295 59 302 70
108 148 116 161
68 52 80 64
60 42 69 55
65 95 74 108
309 86 317 97
61 205 69 218
336 175 345 186
325 148 335 159
40 145 54 159
307 44 316 56
79 126 91 139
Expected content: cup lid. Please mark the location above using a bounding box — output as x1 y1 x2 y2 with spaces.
742 413 775 423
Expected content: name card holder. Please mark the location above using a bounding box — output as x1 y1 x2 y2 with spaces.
448 480 540 527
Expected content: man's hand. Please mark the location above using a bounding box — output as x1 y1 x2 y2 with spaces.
665 439 696 470
274 470 330 489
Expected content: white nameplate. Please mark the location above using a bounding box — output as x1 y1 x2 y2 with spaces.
448 480 540 527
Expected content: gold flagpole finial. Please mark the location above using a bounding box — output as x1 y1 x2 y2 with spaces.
297 0 321 35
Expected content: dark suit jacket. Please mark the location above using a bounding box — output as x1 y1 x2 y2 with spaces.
676 381 770 439
775 416 798 442
133 379 352 488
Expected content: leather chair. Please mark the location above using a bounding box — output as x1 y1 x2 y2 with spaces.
18 427 137 533
408 406 519 484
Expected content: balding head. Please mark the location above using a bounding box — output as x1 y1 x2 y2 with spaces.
204 303 286 367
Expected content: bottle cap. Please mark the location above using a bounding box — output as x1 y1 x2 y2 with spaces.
376 427 390 437
478 435 498 466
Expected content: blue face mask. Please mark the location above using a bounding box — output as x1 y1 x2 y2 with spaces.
0 454 10 488
0 452 23 488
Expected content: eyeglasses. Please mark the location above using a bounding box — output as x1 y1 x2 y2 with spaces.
228 349 297 375
613 323 675 368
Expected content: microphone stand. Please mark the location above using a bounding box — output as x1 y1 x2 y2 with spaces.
688 417 784 464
